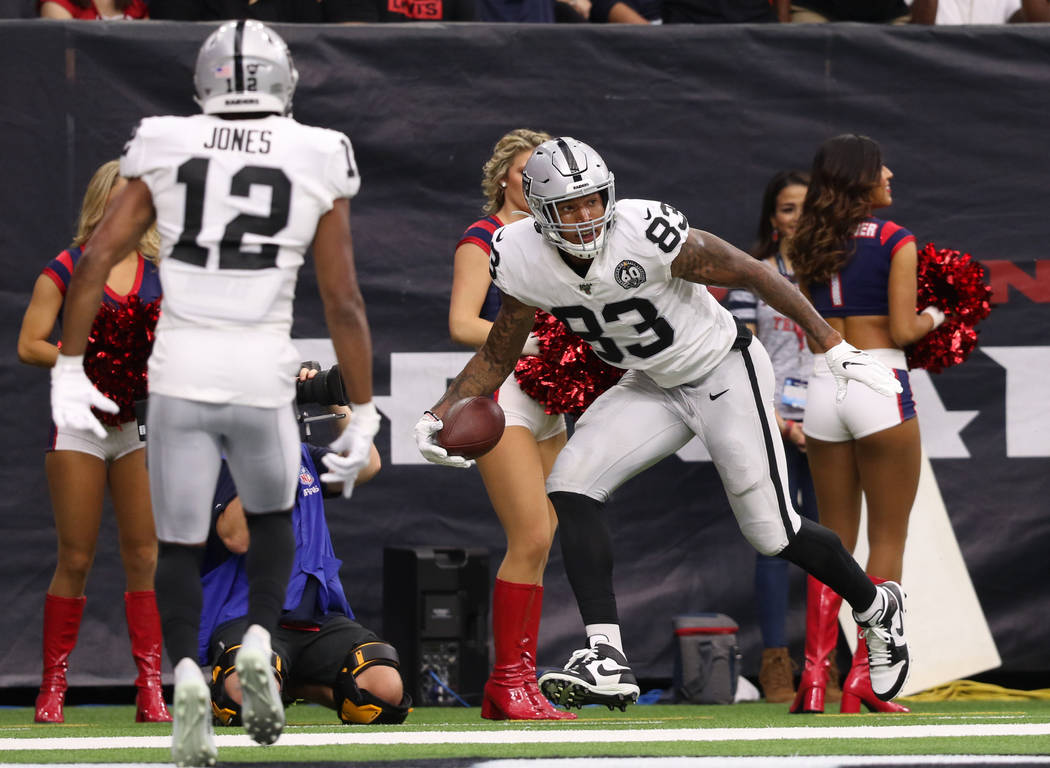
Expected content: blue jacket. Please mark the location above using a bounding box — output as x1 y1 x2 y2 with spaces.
197 443 353 664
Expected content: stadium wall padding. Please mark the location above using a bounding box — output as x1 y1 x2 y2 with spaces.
0 20 1047 688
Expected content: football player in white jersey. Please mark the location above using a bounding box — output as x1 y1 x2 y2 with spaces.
49 21 378 766
416 137 911 713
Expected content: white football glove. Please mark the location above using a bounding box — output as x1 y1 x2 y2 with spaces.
520 332 541 358
825 340 903 403
413 411 475 469
50 354 118 439
320 401 381 500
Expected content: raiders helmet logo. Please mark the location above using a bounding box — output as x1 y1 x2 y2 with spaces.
522 170 533 199
614 260 646 289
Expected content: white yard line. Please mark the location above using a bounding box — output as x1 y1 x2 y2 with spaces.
0 722 1048 751
5 759 1050 768
481 760 1050 767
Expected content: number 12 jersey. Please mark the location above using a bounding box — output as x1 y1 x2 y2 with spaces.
121 113 360 407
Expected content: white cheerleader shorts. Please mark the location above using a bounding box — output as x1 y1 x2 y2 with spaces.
496 374 567 443
803 348 916 442
49 419 143 462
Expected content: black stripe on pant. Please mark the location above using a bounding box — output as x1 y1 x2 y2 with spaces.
738 343 796 544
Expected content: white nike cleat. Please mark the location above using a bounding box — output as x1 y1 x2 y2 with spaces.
236 624 285 746
855 581 910 701
538 643 639 711
171 657 216 767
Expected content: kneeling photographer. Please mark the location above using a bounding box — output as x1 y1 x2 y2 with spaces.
199 365 410 727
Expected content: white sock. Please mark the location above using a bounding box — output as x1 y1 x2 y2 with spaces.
855 586 885 624
585 623 624 656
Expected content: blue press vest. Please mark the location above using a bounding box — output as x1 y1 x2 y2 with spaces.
197 444 353 663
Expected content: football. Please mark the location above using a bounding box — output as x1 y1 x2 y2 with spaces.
436 396 506 459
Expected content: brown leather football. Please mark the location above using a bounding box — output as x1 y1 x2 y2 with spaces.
436 396 505 459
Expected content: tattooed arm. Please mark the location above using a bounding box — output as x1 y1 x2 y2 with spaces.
670 229 843 353
430 292 536 418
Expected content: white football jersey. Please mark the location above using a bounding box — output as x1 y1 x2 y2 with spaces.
490 199 738 388
121 113 360 407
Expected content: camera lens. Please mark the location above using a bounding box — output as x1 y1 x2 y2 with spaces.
295 366 348 407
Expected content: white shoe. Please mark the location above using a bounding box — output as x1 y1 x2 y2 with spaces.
236 624 285 746
855 581 910 701
171 658 216 767
538 644 639 711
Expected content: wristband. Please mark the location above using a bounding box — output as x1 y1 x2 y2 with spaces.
53 353 85 371
921 306 946 330
347 401 380 433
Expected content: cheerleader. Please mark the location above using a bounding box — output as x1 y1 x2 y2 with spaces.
17 160 167 723
789 135 943 714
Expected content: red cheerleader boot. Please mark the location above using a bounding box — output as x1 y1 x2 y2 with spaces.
125 591 172 722
790 576 842 714
521 584 575 720
481 676 538 720
840 630 910 714
481 580 571 720
35 594 86 723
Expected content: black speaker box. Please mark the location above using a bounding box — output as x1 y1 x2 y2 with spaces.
382 546 489 706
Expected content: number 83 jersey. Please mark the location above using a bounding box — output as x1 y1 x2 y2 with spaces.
121 113 360 407
490 199 738 388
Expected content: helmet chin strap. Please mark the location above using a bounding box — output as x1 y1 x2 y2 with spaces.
549 209 614 260
549 227 606 260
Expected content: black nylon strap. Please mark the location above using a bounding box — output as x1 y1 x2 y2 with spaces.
730 317 754 350
345 641 400 675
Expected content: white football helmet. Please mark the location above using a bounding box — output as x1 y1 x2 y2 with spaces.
522 137 616 259
194 20 298 116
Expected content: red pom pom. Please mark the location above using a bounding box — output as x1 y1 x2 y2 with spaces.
514 311 625 416
83 297 160 425
905 243 993 373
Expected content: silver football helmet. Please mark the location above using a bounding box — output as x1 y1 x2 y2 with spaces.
194 20 298 116
522 137 616 259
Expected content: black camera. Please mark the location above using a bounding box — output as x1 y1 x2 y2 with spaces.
295 364 349 407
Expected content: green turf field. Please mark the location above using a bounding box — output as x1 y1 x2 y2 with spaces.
1 699 1049 764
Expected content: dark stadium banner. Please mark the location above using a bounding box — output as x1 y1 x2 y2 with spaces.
0 21 1047 690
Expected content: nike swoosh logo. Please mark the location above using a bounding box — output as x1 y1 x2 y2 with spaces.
495 229 505 242
841 361 865 369
595 662 630 676
709 389 729 400
884 604 905 641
